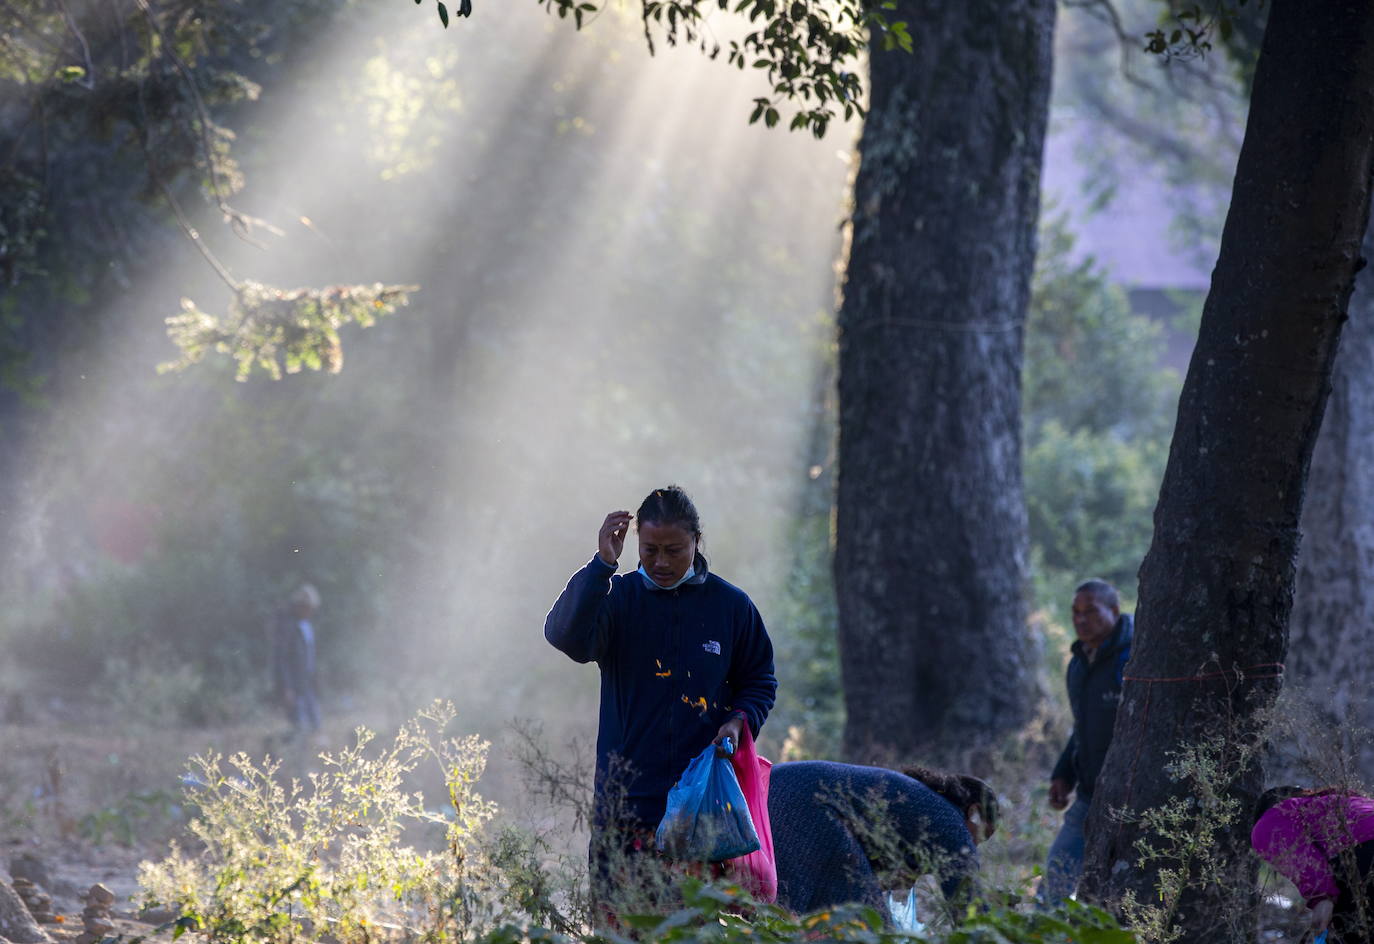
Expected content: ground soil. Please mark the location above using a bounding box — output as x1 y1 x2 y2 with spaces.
0 699 332 944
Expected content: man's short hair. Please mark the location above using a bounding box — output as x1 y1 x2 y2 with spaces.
1074 579 1119 610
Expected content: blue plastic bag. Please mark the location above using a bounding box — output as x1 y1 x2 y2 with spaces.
887 887 923 933
655 740 761 862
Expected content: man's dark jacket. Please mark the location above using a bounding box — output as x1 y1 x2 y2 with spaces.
1051 614 1133 798
544 553 777 826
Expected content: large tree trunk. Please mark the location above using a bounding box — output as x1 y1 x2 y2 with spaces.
1283 213 1374 783
1079 3 1374 940
834 0 1053 763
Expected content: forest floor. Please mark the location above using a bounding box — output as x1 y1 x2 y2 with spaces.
0 697 342 944
0 694 1311 944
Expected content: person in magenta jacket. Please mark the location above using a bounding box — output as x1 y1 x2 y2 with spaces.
544 485 777 919
1252 786 1374 941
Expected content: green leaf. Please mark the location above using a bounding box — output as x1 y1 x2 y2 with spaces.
619 913 665 931
437 1 449 26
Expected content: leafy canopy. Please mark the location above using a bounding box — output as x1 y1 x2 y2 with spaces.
415 0 913 138
1142 0 1264 60
0 0 416 381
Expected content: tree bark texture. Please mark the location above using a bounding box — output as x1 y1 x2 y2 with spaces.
834 0 1053 763
1079 3 1374 940
1283 211 1374 784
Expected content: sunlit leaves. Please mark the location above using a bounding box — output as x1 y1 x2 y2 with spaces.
1143 0 1260 59
160 280 417 381
1 0 278 300
414 0 909 137
344 41 465 179
428 0 472 27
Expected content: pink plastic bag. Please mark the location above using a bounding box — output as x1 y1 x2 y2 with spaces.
726 723 777 902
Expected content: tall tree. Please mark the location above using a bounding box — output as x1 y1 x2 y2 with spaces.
833 0 1053 761
1283 217 1374 782
1080 3 1374 939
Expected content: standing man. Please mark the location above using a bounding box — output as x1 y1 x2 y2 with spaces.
1042 579 1133 906
273 583 322 738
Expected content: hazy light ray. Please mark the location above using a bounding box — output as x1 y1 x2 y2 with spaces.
3 0 852 823
388 11 853 763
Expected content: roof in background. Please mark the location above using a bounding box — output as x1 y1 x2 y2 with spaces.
1041 122 1214 293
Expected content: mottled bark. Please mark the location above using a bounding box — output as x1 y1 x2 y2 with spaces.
1283 213 1374 783
834 1 1053 762
1079 2 1374 940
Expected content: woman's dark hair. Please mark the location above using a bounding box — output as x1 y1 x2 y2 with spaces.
900 765 999 836
636 486 703 542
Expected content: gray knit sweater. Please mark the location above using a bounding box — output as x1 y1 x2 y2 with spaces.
767 761 978 915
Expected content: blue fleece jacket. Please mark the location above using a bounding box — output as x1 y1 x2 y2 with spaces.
768 761 978 913
544 553 777 826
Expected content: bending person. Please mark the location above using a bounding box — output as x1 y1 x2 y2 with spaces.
1252 785 1374 942
769 760 996 921
543 486 777 922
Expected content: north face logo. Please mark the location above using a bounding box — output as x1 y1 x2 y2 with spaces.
702 640 721 655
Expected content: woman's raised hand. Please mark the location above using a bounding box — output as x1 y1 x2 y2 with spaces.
598 511 633 567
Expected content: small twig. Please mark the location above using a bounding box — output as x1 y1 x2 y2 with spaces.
1063 0 1153 90
153 173 241 292
134 0 253 239
130 0 268 282
129 10 239 294
52 0 97 88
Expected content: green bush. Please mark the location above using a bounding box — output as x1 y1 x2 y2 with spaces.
136 701 1139 944
1024 422 1164 606
139 700 500 944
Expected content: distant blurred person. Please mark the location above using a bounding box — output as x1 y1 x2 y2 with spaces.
543 486 777 924
1042 579 1133 907
1252 786 1374 942
273 583 321 736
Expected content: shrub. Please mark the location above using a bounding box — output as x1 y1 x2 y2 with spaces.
136 701 1141 944
138 700 501 944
